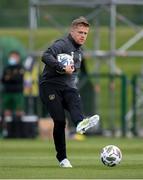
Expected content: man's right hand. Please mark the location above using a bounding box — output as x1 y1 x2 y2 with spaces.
64 65 75 75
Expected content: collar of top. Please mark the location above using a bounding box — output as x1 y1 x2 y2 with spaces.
68 34 81 49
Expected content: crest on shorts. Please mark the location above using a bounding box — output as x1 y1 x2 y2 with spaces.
49 94 55 100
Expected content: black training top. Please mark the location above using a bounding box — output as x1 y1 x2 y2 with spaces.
40 34 83 89
1 64 24 93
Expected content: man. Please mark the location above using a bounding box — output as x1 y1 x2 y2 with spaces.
1 51 24 137
40 16 100 168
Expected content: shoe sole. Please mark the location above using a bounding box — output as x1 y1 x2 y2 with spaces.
77 115 100 134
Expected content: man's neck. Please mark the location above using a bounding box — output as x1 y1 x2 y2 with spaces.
68 34 81 48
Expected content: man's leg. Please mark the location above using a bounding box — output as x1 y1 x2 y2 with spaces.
40 84 67 162
53 120 66 161
14 93 24 138
63 88 100 134
63 88 84 126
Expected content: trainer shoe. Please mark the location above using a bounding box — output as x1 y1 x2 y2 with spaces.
59 158 72 168
76 114 100 134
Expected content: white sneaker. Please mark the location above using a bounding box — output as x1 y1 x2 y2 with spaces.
76 114 100 134
59 158 72 168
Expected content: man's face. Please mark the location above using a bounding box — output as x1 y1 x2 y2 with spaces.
8 53 20 65
70 24 89 45
10 53 20 62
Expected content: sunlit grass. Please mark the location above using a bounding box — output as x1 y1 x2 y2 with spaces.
0 137 143 179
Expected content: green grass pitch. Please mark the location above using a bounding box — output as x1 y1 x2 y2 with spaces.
0 137 143 179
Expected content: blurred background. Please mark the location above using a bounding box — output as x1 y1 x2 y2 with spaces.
1 0 143 139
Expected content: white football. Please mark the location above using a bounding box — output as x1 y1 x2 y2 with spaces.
100 145 122 167
57 53 74 66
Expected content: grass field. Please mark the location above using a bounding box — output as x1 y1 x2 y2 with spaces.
0 137 143 179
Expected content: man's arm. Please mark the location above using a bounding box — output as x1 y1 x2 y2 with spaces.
42 40 66 73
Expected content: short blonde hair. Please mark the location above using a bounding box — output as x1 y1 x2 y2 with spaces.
71 16 90 28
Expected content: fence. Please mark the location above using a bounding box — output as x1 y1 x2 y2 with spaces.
1 73 143 138
79 73 143 137
79 73 128 137
130 74 143 137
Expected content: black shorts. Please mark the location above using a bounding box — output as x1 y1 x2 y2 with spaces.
39 83 84 125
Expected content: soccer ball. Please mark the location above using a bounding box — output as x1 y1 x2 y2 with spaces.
100 145 122 167
57 53 74 66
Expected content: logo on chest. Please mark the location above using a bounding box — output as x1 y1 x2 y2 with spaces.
49 94 55 100
79 54 82 62
71 52 82 62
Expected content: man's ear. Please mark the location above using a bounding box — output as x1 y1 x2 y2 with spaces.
70 27 73 34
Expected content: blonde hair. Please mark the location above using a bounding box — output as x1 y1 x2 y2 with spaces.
71 16 90 28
